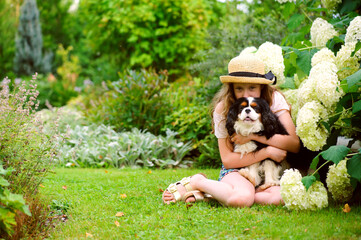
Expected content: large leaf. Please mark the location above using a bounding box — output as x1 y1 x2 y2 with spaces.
309 153 321 170
352 100 361 114
321 145 350 165
287 14 304 31
296 49 317 75
302 175 317 191
347 153 361 182
346 69 361 89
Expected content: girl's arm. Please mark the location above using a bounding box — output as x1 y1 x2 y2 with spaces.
218 138 287 169
231 111 300 153
252 111 300 153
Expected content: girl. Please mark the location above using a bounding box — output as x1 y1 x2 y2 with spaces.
162 54 300 207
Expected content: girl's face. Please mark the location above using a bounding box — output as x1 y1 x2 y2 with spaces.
233 83 262 99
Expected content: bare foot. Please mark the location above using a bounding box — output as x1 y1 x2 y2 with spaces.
162 173 206 204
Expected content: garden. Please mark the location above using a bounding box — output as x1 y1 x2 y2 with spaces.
0 0 361 239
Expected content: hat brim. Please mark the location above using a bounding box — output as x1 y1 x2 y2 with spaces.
220 75 273 85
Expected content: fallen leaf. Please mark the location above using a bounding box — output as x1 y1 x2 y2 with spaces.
252 226 256 229
39 184 45 188
343 203 351 213
186 203 193 209
243 228 250 232
98 155 103 159
105 170 109 173
159 188 164 193
172 170 176 172
62 186 67 190
304 228 308 232
86 232 93 238
147 170 152 174
116 212 125 217
114 220 120 227
120 194 127 199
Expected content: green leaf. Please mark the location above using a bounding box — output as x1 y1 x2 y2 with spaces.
280 77 296 89
0 177 10 187
352 100 361 114
309 153 321 170
321 145 350 164
287 14 304 31
351 41 361 57
346 69 361 89
302 175 317 191
347 153 361 182
296 49 317 75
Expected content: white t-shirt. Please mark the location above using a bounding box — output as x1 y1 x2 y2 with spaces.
214 91 290 139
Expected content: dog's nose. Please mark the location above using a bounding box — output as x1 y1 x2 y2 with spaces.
245 109 251 114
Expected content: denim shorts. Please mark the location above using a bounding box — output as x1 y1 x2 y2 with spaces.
218 165 241 181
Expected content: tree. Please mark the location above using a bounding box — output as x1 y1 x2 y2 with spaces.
14 0 44 75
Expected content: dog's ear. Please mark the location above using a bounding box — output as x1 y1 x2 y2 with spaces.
259 99 279 139
226 101 239 136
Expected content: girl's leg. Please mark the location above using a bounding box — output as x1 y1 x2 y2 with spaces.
163 172 255 207
254 186 284 205
197 172 255 207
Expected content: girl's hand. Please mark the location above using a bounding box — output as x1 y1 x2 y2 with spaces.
266 146 287 163
231 134 252 145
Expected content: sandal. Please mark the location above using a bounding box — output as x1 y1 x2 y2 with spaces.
164 173 207 202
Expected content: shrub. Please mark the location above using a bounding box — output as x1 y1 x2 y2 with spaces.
80 69 171 135
55 125 192 168
78 0 224 75
0 74 58 236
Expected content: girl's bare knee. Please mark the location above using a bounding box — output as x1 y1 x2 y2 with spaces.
226 191 254 208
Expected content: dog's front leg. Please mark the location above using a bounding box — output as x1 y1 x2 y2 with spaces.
258 160 281 190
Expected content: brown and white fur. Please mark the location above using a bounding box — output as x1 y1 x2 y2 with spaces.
226 97 289 190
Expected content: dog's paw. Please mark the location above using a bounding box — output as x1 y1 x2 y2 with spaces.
239 169 256 186
258 182 279 191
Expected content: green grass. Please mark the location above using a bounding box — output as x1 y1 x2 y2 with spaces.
41 168 361 239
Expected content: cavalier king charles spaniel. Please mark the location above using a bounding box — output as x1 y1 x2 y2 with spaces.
226 97 289 190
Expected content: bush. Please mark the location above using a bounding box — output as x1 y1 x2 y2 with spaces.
80 69 171 135
0 75 58 236
78 0 224 75
54 125 192 169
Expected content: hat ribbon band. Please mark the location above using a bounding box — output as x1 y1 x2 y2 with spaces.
228 71 277 85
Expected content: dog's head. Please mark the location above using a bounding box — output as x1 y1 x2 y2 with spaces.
226 97 273 137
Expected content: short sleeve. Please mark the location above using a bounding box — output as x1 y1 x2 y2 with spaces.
271 91 290 117
213 111 228 139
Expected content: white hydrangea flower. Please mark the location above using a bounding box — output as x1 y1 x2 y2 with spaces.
326 160 354 202
311 48 336 67
345 16 361 44
321 0 342 10
239 46 257 56
255 42 285 85
281 169 328 210
296 101 329 151
283 89 299 124
311 62 343 109
310 18 338 47
336 42 360 80
298 78 317 108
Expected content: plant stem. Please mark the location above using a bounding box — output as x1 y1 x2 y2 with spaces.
311 160 330 177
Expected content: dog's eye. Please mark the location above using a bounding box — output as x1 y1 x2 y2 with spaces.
250 102 257 107
241 101 247 107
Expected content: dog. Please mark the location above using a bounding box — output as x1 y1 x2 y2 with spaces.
226 97 289 190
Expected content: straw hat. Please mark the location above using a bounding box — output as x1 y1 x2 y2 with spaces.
220 55 276 85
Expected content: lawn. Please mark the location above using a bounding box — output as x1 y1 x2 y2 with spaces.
41 168 361 239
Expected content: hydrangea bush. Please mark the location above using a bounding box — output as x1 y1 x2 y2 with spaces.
272 0 361 210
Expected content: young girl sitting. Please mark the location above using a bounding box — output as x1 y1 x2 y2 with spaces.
162 54 300 207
